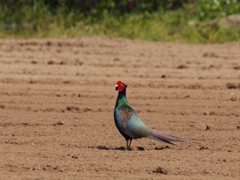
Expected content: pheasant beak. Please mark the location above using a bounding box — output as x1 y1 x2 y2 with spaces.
115 84 118 91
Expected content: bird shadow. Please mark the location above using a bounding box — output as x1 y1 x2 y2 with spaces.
96 146 128 151
154 145 170 150
96 145 170 151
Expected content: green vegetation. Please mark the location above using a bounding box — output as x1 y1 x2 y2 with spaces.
0 0 240 43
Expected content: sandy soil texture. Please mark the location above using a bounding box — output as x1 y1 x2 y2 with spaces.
0 37 240 179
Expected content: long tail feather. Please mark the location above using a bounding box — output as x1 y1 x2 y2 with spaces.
148 130 191 144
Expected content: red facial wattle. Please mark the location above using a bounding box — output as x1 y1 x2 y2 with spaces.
115 81 127 91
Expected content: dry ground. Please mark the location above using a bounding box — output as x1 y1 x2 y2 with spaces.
0 37 240 179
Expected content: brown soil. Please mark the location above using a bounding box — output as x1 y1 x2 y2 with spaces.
0 37 240 179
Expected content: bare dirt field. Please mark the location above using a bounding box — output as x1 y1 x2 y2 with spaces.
0 37 240 179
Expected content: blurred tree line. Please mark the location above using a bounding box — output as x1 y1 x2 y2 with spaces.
0 0 240 43
1 0 239 17
0 0 187 15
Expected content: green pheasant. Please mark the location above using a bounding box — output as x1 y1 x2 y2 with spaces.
114 81 191 149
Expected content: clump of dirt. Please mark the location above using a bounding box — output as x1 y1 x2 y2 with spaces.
226 82 240 89
153 166 169 174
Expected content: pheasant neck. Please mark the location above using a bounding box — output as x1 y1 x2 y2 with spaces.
118 90 126 99
116 90 129 107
